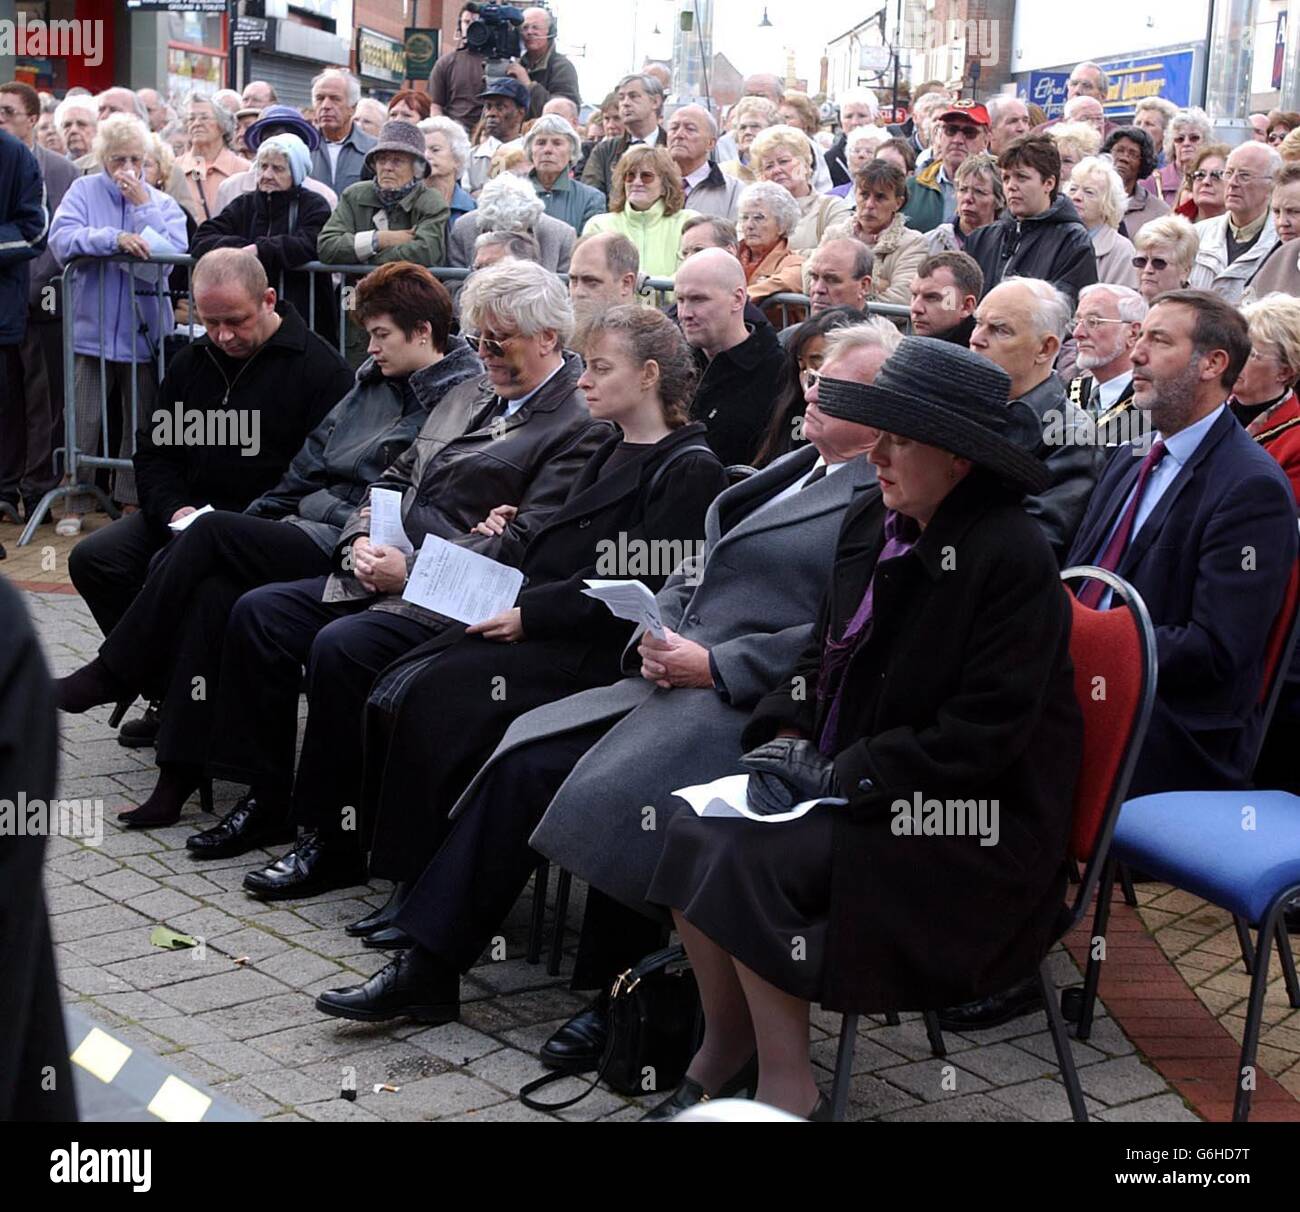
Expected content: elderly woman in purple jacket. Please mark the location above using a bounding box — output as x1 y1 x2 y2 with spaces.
49 112 187 534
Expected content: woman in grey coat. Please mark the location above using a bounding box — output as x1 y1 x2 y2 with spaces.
302 321 901 1041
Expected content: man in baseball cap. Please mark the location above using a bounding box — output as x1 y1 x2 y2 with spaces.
901 98 991 234
467 78 529 192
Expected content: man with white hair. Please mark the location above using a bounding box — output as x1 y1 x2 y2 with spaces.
675 247 786 466
1062 95 1105 136
53 94 96 170
667 104 742 219
541 96 580 128
826 87 879 186
309 69 375 195
242 80 277 111
507 5 581 119
1067 61 1109 102
352 97 386 141
1068 283 1147 445
986 94 1031 157
134 88 168 132
1189 142 1281 305
969 276 1102 559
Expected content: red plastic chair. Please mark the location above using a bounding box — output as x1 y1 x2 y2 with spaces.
828 569 1157 1122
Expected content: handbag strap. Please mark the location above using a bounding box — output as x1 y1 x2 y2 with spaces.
518 944 687 1113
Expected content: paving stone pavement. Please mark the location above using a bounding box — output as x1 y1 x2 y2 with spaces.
23 586 1199 1122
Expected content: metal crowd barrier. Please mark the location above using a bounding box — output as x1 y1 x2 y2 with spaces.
20 253 907 547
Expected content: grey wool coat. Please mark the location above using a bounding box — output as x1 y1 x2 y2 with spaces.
446 208 575 273
447 444 880 912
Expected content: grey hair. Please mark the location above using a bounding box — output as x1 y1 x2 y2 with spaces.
573 231 640 277
845 124 887 152
838 87 879 116
666 104 718 137
1063 95 1103 121
91 112 149 165
817 237 874 280
1134 96 1177 128
311 68 360 108
1070 61 1111 92
418 116 471 175
1166 107 1211 158
474 230 542 263
461 260 574 345
1232 142 1283 176
822 316 903 361
1002 276 1073 342
96 88 149 123
738 181 800 238
1078 282 1148 325
476 172 545 233
53 95 95 130
523 113 581 164
985 94 1025 126
616 73 665 111
183 90 236 145
1069 156 1129 229
680 213 738 250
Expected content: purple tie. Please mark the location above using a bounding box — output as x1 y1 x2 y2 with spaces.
1077 439 1167 609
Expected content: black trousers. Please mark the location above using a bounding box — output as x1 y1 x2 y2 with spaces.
396 723 664 985
0 342 27 503
68 510 169 638
208 575 435 840
97 513 330 767
0 321 61 505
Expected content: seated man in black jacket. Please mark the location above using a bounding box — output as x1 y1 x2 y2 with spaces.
68 247 352 657
675 248 786 468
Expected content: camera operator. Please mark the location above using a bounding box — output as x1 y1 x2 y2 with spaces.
505 6 580 120
430 3 488 134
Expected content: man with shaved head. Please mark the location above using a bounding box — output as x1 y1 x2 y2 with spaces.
668 103 742 219
676 248 786 465
507 5 580 118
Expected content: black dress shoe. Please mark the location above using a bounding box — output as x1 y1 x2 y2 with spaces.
242 832 366 901
362 925 414 950
345 882 410 937
315 947 460 1024
118 703 161 749
186 795 293 859
936 976 1044 1032
640 1054 759 1121
540 993 609 1072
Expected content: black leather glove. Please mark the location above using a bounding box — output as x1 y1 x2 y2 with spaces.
741 737 838 816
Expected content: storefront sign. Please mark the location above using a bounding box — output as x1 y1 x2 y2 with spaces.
404 27 440 78
356 27 406 84
127 1 228 12
233 17 269 49
1027 48 1194 119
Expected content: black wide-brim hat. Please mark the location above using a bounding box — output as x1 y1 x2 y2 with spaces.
817 336 1051 495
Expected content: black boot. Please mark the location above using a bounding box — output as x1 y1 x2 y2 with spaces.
346 881 410 937
540 991 610 1072
118 702 162 749
315 946 460 1024
118 764 206 829
186 791 294 859
56 656 132 714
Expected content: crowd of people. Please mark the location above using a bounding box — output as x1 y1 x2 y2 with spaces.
3 16 1300 1122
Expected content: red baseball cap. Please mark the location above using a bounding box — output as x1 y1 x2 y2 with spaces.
936 100 990 127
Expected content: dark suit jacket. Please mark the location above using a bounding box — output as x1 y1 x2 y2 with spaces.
1065 408 1299 795
581 126 668 198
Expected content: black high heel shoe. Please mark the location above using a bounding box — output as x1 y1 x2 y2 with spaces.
57 657 132 715
118 765 206 829
108 697 136 729
346 882 410 937
640 1053 759 1121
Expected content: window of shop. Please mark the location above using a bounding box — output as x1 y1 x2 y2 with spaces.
167 10 229 103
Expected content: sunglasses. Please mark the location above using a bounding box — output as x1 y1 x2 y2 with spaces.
1189 169 1224 183
943 123 981 139
623 169 658 184
465 332 516 357
1131 255 1169 271
1172 134 1201 144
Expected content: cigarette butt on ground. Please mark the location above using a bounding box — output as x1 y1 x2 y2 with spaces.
372 1083 400 1094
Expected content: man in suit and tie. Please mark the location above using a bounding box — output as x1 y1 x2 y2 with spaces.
1067 288 1297 798
1068 283 1146 448
581 73 667 198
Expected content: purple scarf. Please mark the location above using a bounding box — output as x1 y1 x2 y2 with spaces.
816 509 919 756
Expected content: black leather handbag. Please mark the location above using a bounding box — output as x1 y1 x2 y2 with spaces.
519 944 700 1111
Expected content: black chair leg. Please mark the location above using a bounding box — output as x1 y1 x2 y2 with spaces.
547 869 572 976
1235 915 1257 975
527 862 549 965
831 1014 858 1122
1077 854 1117 1041
1275 920 1300 1010
198 777 213 815
922 1010 946 1058
1039 959 1088 1122
883 1010 900 1026
1118 863 1138 907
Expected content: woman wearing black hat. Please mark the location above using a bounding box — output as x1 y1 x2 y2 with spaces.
642 336 1084 1120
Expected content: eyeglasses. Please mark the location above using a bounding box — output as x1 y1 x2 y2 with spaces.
1073 315 1131 334
800 369 821 393
1222 169 1272 184
738 212 771 225
465 332 515 357
943 124 980 139
1131 255 1169 271
0 105 23 119
1189 169 1224 183
623 169 658 184
1269 131 1288 146
1172 133 1202 144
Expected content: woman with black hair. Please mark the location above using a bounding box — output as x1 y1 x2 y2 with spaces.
753 306 867 467
1102 126 1171 239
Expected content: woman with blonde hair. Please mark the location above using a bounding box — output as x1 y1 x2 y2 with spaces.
1045 122 1100 183
1131 213 1199 303
1066 156 1137 287
1175 143 1230 223
777 90 820 138
751 124 850 251
720 96 777 183
1233 294 1300 502
582 144 697 281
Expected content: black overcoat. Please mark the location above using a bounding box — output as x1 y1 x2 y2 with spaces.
744 472 1083 1012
